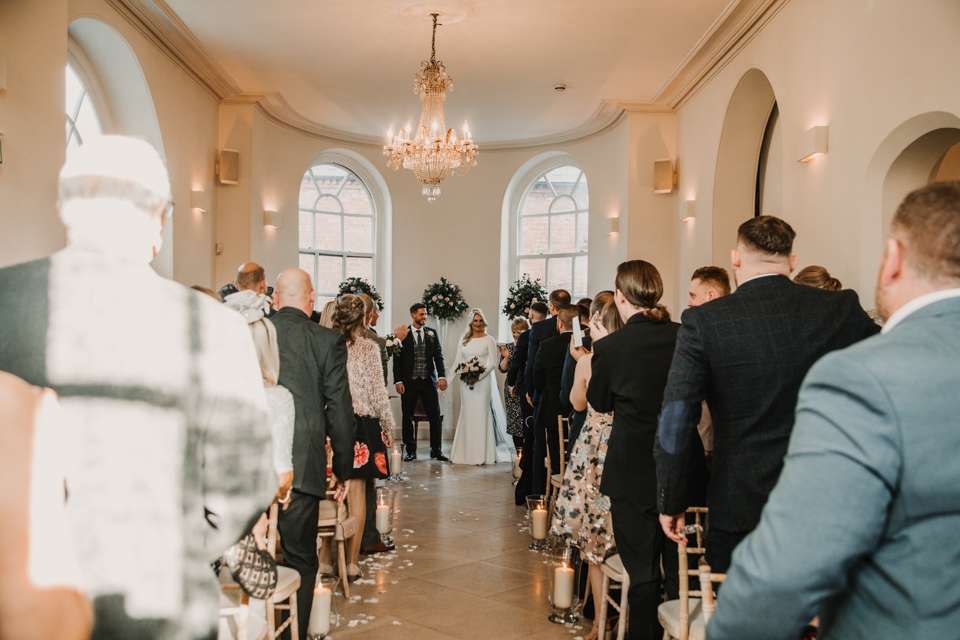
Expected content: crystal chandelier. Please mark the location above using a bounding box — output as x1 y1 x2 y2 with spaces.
383 13 478 202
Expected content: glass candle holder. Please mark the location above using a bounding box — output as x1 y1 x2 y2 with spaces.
307 575 341 639
525 494 550 551
388 446 404 482
546 544 582 624
375 486 397 543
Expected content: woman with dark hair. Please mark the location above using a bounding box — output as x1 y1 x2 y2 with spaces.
498 317 530 450
326 294 395 580
587 260 680 640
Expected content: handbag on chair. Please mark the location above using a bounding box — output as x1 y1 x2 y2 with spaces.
221 532 278 599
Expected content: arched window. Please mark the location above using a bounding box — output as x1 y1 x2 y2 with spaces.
298 163 376 310
65 63 102 154
517 165 589 297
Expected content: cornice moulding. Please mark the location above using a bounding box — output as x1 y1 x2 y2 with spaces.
108 0 241 99
654 0 791 111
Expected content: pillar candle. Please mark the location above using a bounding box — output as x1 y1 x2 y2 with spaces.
308 584 332 635
376 504 391 533
531 506 548 540
553 563 575 609
390 449 402 475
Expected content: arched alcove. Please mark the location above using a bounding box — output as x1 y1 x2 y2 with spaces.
67 18 168 275
861 112 960 302
712 69 777 265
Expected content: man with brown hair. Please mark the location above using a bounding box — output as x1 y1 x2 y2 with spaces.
687 266 731 307
708 182 960 639
235 262 267 294
655 216 879 575
532 304 580 478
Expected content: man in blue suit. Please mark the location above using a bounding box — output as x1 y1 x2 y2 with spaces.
708 182 960 639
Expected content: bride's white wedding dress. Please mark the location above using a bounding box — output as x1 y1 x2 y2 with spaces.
450 334 515 465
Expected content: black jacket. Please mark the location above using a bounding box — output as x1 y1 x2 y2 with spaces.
392 325 446 385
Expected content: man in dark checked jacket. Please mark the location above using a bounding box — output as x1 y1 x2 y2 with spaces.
655 216 880 574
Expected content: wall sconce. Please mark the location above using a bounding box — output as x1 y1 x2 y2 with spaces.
605 216 620 236
190 189 210 213
654 159 677 194
264 210 281 229
679 199 696 222
797 125 828 162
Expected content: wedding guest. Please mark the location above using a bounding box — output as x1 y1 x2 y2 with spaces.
272 268 355 640
0 373 90 640
498 317 530 450
706 182 960 640
508 302 548 503
793 264 842 290
561 292 614 448
318 299 337 328
394 303 449 461
218 282 239 301
656 216 880 576
526 289 571 493
588 260 679 640
327 294 395 579
0 135 275 639
450 309 514 465
191 284 220 300
552 298 622 640
533 304 580 476
235 262 267 295
686 266 732 466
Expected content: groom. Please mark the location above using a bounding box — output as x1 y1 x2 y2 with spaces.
394 303 449 461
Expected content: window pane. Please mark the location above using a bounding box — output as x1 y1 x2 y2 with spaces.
315 194 342 214
574 255 588 298
299 211 313 250
518 258 546 285
315 295 335 314
577 213 589 252
312 165 347 194
549 195 576 214
521 180 552 216
298 253 316 282
345 256 373 283
550 214 576 254
316 255 343 295
344 216 373 253
520 216 549 255
74 96 102 145
572 176 589 210
341 175 373 215
547 256 573 293
546 166 581 196
315 214 341 252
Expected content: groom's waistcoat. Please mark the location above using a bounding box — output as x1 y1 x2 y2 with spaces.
412 331 428 379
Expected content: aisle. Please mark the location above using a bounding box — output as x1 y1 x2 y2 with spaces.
327 458 588 639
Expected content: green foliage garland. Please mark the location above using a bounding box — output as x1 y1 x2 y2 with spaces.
337 277 383 310
501 274 547 320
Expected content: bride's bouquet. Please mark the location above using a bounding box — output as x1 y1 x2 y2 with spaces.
384 334 402 358
455 357 486 390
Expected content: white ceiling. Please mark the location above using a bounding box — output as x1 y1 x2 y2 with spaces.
161 0 733 145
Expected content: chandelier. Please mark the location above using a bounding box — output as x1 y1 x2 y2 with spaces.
383 13 478 202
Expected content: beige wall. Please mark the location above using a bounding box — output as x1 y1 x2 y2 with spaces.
674 0 960 308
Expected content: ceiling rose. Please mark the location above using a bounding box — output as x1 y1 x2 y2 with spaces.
398 0 474 24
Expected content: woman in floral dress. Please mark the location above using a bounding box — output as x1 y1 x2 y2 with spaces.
551 299 623 640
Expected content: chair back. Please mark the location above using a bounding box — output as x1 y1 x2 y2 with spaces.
557 416 570 479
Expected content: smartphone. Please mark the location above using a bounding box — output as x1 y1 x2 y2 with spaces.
572 318 584 348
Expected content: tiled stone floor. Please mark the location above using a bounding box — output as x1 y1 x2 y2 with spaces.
322 453 589 640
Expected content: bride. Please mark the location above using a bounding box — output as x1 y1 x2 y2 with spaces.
450 309 515 465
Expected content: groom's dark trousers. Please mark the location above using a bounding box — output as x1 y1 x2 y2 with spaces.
400 378 443 454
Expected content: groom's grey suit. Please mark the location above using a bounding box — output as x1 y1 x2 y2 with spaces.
708 295 960 640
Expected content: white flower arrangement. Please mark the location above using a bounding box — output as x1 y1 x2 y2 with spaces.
455 356 486 389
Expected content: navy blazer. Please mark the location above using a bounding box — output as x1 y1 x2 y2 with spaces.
525 316 559 402
655 275 881 531
392 325 446 385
